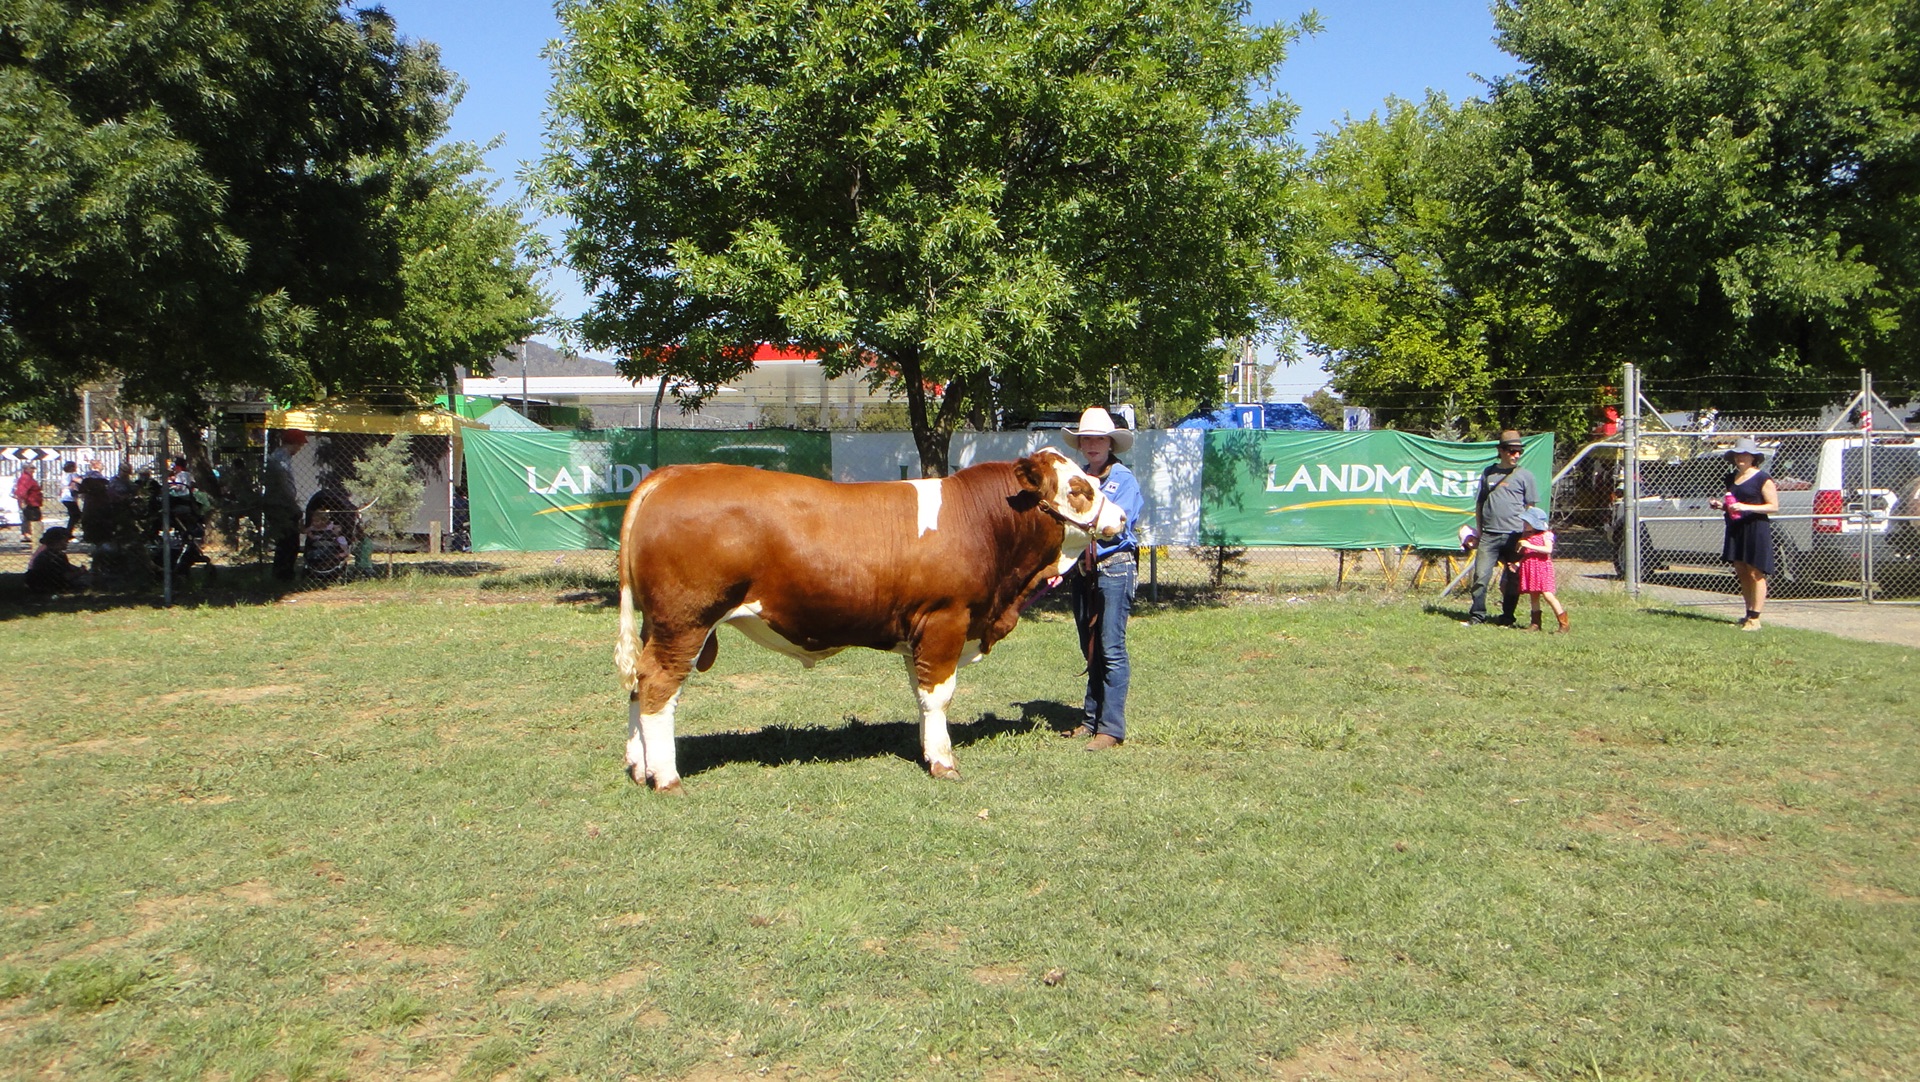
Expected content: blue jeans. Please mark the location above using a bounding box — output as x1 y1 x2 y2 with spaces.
1071 551 1135 739
1468 530 1520 622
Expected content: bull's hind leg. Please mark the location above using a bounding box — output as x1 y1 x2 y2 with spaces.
627 627 707 793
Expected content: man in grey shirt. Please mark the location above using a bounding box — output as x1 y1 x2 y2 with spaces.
1467 429 1540 626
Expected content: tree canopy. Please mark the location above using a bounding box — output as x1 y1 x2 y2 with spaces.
0 0 550 435
542 0 1308 472
1295 0 1920 435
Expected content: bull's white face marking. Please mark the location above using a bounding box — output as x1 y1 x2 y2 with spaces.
906 478 942 536
1032 449 1127 541
723 601 846 668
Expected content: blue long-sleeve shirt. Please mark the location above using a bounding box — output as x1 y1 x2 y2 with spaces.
1090 459 1144 561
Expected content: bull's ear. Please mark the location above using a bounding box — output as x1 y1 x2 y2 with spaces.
1014 456 1049 495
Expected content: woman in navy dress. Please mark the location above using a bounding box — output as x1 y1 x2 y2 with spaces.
1714 437 1780 631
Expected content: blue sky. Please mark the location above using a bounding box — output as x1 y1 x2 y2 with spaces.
377 0 1517 393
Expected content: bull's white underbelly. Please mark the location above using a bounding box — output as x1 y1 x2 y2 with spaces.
718 601 985 669
720 602 846 667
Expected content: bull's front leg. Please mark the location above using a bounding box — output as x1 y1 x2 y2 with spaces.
628 689 683 792
905 627 966 780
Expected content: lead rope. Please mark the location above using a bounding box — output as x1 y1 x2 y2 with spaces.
1076 544 1099 669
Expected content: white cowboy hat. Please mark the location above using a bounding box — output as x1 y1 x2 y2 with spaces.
1063 407 1134 454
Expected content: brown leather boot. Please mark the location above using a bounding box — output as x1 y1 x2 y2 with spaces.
1556 610 1570 633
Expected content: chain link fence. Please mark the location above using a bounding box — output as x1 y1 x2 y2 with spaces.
4 440 1508 606
1614 426 1920 602
44 396 1920 609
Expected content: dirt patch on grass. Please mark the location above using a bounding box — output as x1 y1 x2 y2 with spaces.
1570 726 1662 748
1823 867 1917 904
532 965 654 1004
1273 944 1354 985
970 965 1026 986
343 937 464 971
153 684 300 707
1572 805 1749 854
910 926 966 954
220 879 279 906
66 880 279 958
1263 1030 1435 1081
675 1061 824 1082
42 735 150 757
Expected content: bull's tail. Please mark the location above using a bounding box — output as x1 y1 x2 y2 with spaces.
614 469 665 694
616 582 642 693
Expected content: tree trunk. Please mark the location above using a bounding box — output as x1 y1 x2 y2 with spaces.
898 348 952 477
169 397 220 496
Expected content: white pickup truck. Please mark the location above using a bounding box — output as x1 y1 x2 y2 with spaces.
1611 435 1920 590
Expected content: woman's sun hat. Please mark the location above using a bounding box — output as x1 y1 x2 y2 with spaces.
1062 407 1134 453
1723 436 1766 464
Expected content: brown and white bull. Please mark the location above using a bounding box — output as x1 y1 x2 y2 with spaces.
613 449 1127 791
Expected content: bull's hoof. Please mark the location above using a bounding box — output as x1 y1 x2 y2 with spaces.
626 762 646 785
654 779 685 796
929 761 961 781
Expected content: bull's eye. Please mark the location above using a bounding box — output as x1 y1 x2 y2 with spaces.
1067 475 1095 513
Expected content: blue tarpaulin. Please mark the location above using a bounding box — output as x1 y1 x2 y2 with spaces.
1175 403 1332 432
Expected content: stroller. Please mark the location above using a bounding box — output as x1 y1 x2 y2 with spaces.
149 488 214 584
302 488 364 581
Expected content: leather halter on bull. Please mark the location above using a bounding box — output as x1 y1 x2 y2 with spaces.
1036 474 1116 537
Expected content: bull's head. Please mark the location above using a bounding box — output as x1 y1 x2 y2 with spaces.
1015 449 1129 566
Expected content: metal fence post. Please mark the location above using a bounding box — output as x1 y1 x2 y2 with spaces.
1623 363 1641 597
1861 368 1874 603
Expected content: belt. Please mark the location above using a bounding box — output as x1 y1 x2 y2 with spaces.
1080 547 1137 573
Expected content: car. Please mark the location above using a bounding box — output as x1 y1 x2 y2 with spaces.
1611 434 1920 590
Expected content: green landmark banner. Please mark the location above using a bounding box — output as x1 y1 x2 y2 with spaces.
1199 430 1554 549
464 428 831 550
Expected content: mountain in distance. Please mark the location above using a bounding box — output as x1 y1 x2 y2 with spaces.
469 340 617 379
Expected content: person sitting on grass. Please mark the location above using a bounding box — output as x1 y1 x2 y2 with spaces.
24 526 90 595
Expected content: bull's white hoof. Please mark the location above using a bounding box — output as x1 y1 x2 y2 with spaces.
654 778 684 796
626 761 646 785
929 761 961 781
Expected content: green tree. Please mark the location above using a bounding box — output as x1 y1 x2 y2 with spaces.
1293 96 1499 433
541 0 1308 474
351 434 422 575
0 1 549 448
1300 386 1343 429
1473 0 1920 410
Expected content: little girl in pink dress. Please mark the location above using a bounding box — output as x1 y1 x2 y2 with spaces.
1514 507 1569 632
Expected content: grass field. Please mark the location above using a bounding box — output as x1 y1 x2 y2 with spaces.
3 577 1917 1081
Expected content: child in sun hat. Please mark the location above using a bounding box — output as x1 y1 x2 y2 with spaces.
1514 506 1568 632
24 526 90 594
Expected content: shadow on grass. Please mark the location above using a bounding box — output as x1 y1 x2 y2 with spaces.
1642 607 1744 626
0 563 297 619
674 698 1079 778
0 557 624 619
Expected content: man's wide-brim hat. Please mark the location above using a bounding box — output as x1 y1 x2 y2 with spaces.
1723 437 1766 463
40 526 72 544
1063 407 1134 453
